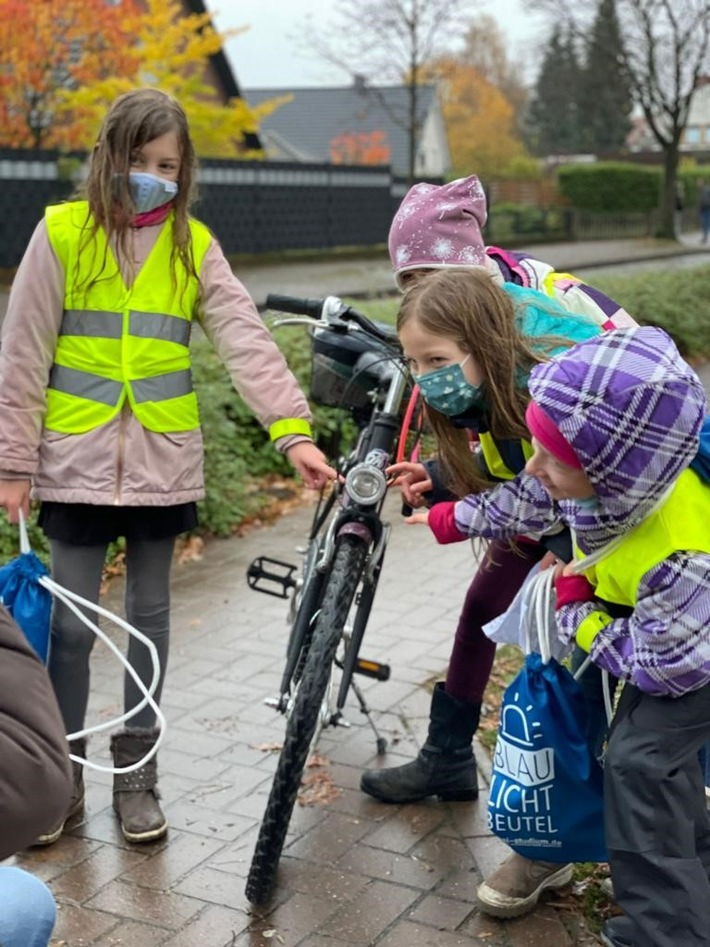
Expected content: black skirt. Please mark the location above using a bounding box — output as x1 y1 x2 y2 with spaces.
38 501 199 546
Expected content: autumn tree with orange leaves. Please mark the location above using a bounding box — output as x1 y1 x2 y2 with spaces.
429 57 531 181
0 0 140 148
0 0 281 157
329 130 391 165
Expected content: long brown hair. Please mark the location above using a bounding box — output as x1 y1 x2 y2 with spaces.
74 87 199 300
397 268 578 496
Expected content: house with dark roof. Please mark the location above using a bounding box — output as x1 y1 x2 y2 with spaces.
243 80 450 179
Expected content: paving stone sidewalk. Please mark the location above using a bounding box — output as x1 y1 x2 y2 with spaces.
14 231 709 944
12 493 601 946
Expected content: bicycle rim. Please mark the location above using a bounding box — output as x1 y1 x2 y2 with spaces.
245 534 369 904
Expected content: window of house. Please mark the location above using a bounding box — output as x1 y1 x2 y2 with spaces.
686 126 700 144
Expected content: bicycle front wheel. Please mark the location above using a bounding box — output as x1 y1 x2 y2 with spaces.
245 533 369 904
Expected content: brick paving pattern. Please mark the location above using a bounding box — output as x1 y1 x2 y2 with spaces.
11 495 601 946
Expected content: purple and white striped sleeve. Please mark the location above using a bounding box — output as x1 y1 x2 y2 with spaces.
558 551 710 697
453 473 560 540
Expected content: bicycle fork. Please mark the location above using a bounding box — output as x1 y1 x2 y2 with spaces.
328 520 390 755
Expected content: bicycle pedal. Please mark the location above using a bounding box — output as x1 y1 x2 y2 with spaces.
353 657 390 681
247 556 297 598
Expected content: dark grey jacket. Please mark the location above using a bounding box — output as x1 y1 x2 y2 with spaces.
0 603 71 857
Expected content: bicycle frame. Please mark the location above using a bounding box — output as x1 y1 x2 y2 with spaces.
255 352 410 736
245 293 421 904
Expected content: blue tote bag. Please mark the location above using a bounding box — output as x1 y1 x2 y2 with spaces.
487 569 608 864
0 514 51 663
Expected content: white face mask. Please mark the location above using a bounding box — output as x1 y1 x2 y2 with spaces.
127 172 178 213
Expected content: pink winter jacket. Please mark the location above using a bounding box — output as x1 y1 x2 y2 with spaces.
0 215 313 505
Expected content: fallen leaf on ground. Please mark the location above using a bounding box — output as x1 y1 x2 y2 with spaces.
298 769 342 806
306 752 330 767
176 535 204 564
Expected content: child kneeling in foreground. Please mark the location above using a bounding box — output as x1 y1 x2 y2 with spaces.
410 324 710 947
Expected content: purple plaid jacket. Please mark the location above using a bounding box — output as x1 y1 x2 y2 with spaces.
450 327 710 697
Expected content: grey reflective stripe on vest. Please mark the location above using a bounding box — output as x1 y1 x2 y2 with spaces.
59 310 191 346
60 310 123 338
132 369 193 404
129 311 191 347
49 364 123 405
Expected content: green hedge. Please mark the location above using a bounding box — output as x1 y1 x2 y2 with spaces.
487 203 569 243
557 162 662 212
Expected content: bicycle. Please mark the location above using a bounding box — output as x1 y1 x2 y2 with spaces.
244 293 422 905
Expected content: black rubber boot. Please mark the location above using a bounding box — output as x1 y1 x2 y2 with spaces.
360 683 480 803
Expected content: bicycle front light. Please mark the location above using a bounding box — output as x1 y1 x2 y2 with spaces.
344 464 387 505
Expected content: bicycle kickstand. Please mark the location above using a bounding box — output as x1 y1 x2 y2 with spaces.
348 676 388 755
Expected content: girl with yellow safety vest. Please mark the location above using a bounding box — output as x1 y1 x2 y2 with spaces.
361 177 636 920
413 313 710 947
0 88 335 846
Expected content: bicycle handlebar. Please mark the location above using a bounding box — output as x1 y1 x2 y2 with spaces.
265 293 397 348
265 294 325 319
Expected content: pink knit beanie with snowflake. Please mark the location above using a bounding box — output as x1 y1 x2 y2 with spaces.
388 175 489 289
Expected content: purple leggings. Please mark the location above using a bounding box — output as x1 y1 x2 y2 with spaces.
445 538 546 704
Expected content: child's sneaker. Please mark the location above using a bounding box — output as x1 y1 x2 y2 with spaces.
476 853 573 918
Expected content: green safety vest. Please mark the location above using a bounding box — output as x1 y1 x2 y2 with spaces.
577 468 710 607
44 201 211 434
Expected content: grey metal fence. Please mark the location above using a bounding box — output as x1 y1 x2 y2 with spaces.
0 149 417 268
0 148 667 270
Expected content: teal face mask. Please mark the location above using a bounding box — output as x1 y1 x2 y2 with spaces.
414 356 485 416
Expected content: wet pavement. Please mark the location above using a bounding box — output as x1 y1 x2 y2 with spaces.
5 231 710 946
12 494 599 946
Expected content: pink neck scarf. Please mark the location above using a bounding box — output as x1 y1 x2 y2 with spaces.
132 202 174 229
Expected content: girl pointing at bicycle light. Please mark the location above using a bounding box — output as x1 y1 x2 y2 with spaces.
0 88 335 847
412 324 710 947
362 175 635 919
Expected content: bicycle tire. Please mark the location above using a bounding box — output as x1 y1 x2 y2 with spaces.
245 534 369 904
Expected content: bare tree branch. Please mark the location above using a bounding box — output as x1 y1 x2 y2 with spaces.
296 0 476 183
529 0 710 237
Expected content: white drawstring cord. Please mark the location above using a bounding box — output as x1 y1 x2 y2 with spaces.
18 511 166 774
522 564 612 725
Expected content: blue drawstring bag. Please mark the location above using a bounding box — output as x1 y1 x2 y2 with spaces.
487 570 608 863
0 516 51 663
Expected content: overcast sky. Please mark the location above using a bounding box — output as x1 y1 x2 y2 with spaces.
209 0 552 91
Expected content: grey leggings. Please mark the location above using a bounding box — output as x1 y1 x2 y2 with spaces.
48 537 174 733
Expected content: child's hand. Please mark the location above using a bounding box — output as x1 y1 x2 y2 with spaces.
385 461 431 509
0 479 31 524
285 442 337 490
404 509 430 526
538 551 560 572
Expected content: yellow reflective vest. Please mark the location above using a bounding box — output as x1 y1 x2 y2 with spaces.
44 201 211 434
479 433 534 481
573 469 710 654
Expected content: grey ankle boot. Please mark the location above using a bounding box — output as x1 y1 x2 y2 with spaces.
111 728 168 843
34 738 87 845
360 683 480 803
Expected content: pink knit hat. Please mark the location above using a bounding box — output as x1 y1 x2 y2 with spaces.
388 175 489 289
525 401 583 470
